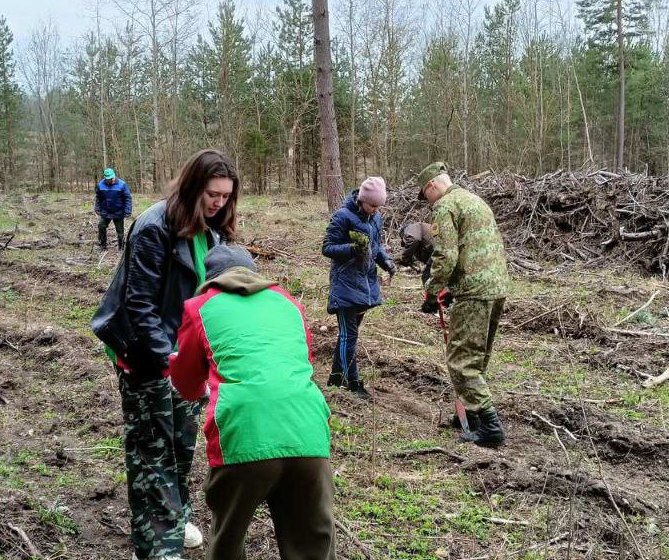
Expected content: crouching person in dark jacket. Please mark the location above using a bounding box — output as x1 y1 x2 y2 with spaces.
322 177 395 400
169 245 336 560
398 222 434 285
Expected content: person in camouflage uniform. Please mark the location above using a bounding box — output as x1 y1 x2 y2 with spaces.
418 162 509 448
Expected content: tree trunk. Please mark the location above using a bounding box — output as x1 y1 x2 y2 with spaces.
616 0 625 169
347 0 356 185
312 0 344 212
572 64 594 166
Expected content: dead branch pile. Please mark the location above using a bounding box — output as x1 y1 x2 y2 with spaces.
385 169 669 276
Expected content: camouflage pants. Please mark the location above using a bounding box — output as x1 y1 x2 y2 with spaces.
117 371 200 559
445 298 504 412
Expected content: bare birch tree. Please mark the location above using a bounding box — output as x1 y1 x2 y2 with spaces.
111 0 198 187
21 20 63 189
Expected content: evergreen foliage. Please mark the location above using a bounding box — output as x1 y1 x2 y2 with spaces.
3 0 669 192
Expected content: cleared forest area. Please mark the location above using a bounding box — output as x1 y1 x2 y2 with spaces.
0 186 668 559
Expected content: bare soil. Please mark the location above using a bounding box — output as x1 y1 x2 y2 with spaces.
1 191 668 560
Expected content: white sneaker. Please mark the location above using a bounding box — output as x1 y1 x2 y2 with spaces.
184 521 203 548
132 553 184 560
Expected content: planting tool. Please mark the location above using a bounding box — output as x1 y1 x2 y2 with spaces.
437 288 472 436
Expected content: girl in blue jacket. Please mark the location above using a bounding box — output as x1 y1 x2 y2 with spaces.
322 177 395 399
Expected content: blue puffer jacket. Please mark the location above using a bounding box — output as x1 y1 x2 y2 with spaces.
322 190 393 314
95 178 132 219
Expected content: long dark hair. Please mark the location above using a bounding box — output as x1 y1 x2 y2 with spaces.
166 149 240 239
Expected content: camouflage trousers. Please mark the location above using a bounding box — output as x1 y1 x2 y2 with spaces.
117 371 200 559
445 298 505 412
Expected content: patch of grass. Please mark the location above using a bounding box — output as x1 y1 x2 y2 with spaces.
0 209 18 230
341 475 467 558
330 415 364 437
550 365 588 397
0 287 20 304
13 449 38 466
33 501 79 535
9 449 51 477
497 348 517 364
0 459 25 489
132 195 159 215
91 436 124 459
285 276 304 297
404 439 442 450
449 502 492 540
31 462 52 476
112 471 127 485
629 309 657 326
55 473 80 487
239 195 272 210
653 385 669 407
61 298 96 332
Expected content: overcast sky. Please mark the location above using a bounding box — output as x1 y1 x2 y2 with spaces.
0 0 279 49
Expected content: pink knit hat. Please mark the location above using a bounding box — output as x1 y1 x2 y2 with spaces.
357 177 387 206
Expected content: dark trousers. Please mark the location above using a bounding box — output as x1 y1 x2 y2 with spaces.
98 216 125 249
118 372 200 559
205 458 336 560
332 307 365 383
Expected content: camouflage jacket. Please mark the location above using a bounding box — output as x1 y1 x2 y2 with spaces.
425 185 509 300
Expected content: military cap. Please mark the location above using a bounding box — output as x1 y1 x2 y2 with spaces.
417 161 448 200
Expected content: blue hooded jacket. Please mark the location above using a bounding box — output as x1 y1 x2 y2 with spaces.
322 190 393 314
95 178 132 219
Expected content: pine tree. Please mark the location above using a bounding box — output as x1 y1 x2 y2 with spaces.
274 0 317 190
0 17 22 188
474 0 520 168
209 0 253 162
577 0 653 167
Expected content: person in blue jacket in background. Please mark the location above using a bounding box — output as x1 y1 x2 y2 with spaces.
95 167 133 251
322 177 395 400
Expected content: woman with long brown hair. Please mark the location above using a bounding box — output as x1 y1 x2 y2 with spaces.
92 149 240 560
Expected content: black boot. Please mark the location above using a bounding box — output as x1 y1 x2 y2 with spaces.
459 409 505 448
327 372 343 387
347 380 372 400
450 410 481 431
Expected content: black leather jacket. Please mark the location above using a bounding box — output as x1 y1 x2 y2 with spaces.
92 200 223 377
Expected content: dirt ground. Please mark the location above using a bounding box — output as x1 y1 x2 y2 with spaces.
1 191 669 560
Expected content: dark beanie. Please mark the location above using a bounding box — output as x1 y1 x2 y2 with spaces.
204 244 257 280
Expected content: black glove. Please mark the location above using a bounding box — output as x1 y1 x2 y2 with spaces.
386 260 397 276
421 292 439 314
438 288 454 308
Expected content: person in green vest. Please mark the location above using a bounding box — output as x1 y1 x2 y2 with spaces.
169 244 336 560
91 149 240 560
417 162 509 448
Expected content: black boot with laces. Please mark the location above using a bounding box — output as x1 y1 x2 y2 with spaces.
347 380 372 400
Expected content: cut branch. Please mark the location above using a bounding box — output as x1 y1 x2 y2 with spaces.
612 290 660 327
641 366 669 389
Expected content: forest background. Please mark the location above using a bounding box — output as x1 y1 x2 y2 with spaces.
0 0 668 194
